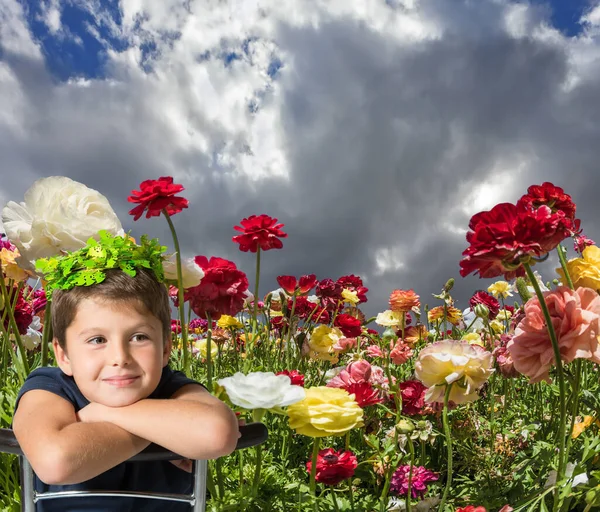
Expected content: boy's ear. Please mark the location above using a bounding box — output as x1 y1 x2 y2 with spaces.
162 334 172 367
53 338 73 376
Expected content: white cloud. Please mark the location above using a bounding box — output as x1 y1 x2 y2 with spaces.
2 0 600 315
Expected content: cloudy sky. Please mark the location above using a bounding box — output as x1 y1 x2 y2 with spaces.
1 0 599 318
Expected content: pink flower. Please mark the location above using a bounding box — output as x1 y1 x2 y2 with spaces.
399 380 427 416
390 465 438 498
389 340 413 364
332 337 357 352
508 286 600 382
366 345 384 358
493 335 520 378
327 359 372 387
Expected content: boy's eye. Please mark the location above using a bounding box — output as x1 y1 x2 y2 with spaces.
87 337 106 345
131 333 149 342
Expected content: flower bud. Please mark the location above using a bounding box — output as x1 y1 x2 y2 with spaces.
515 277 532 303
382 328 396 343
586 486 600 508
474 303 490 319
443 278 455 292
396 419 415 434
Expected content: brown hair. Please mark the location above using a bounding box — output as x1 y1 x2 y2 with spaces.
51 268 171 349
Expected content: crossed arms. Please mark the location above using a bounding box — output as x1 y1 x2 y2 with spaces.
12 384 239 485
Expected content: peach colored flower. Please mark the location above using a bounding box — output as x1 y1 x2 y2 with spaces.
427 305 462 326
415 340 494 404
403 325 428 346
390 341 413 364
366 344 384 358
507 286 600 383
389 289 420 313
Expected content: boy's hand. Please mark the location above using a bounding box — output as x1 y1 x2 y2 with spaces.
76 402 108 423
169 418 245 472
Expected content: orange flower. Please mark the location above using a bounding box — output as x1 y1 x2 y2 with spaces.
403 325 428 347
427 306 462 326
389 289 420 313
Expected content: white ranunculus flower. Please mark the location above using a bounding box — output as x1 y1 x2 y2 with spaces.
2 176 123 270
217 371 306 410
375 309 404 327
162 254 204 289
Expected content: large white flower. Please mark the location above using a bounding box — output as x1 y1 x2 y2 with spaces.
163 254 204 289
375 309 404 327
2 176 123 270
217 371 306 410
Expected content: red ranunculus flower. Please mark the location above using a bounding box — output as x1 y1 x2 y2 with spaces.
469 290 500 320
7 286 33 335
128 176 189 221
290 297 329 323
456 507 487 512
344 382 383 407
184 257 249 320
316 278 343 311
306 448 358 485
232 214 287 253
277 274 317 295
399 380 427 416
517 182 577 221
334 313 363 338
460 202 575 280
337 274 369 303
32 289 47 315
276 369 305 387
171 319 181 334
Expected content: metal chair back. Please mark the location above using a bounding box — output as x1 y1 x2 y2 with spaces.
0 423 268 511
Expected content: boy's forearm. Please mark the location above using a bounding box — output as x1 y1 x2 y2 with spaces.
47 422 150 485
101 398 239 460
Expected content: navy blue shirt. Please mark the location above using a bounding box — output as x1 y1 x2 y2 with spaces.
15 365 202 511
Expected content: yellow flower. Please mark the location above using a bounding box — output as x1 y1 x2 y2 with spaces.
307 325 343 362
415 340 494 404
341 288 360 305
462 332 484 347
217 315 244 330
193 338 219 359
487 281 513 299
375 310 404 327
0 248 29 282
287 387 364 437
557 246 600 292
572 415 600 439
427 306 462 326
489 320 505 334
496 309 512 321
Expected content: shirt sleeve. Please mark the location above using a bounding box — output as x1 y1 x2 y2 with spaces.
14 368 76 415
150 366 207 399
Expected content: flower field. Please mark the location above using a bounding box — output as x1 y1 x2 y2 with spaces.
1 177 600 511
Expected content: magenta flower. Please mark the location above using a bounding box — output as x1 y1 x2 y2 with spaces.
390 465 438 498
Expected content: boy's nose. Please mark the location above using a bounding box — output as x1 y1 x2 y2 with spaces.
109 342 132 366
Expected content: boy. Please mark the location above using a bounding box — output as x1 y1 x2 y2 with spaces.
12 233 239 511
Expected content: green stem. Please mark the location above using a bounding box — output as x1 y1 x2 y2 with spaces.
252 248 261 338
331 489 341 512
438 383 454 512
285 294 297 368
206 312 213 392
523 262 567 510
41 306 52 367
163 210 190 374
309 438 320 497
251 409 266 496
0 278 29 374
407 439 414 512
556 245 574 290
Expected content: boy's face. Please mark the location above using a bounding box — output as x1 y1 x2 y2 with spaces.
53 297 171 408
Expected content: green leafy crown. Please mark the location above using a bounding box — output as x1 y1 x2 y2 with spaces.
36 230 167 299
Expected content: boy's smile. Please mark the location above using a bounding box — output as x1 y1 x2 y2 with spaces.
53 297 171 407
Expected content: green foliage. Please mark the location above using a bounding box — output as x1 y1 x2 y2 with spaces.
35 230 166 298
